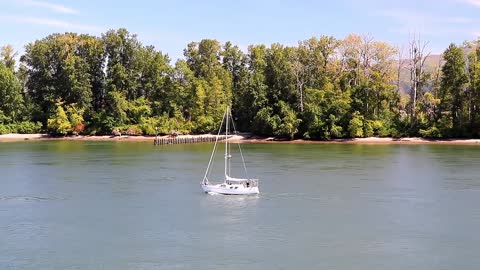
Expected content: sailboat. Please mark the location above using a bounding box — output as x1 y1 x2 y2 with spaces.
201 106 259 195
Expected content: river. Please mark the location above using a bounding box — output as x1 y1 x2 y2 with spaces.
1 141 480 269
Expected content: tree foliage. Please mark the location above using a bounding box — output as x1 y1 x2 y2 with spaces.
0 29 478 139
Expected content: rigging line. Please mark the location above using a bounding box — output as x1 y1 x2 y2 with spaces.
230 112 249 179
204 114 224 182
203 109 226 183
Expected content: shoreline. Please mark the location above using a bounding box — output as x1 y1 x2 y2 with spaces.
1 133 480 145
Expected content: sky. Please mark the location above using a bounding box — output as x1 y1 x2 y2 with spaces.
0 0 479 62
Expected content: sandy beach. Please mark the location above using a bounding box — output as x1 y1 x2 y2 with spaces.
1 133 480 145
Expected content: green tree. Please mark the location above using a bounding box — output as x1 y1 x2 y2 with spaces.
265 43 296 108
291 36 339 112
0 62 25 123
439 44 468 136
171 60 196 120
302 83 351 139
252 106 279 136
274 101 302 139
21 33 97 125
106 91 129 124
137 46 172 115
128 96 152 123
102 28 141 101
1 45 17 71
466 42 480 135
184 39 232 129
222 41 249 129
76 35 105 111
235 45 269 131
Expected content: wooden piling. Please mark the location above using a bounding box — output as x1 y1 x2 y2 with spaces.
153 135 231 146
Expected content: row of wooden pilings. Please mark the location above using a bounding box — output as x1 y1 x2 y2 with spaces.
154 135 228 146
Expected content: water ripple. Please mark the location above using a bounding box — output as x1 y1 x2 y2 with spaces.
0 195 64 202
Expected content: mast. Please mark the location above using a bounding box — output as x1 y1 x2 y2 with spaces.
224 106 229 179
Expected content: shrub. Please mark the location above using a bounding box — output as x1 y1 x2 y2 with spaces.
47 106 71 136
348 111 364 138
126 125 142 136
252 107 279 136
140 123 156 136
364 121 374 137
139 117 162 135
87 111 115 135
72 123 85 135
193 115 215 134
419 126 442 138
364 120 389 137
0 124 11 134
14 121 43 134
67 105 85 135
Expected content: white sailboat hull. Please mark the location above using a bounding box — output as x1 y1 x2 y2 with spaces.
201 183 259 195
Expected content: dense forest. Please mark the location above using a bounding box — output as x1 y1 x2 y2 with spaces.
1 28 480 139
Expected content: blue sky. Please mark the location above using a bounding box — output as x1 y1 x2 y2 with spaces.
0 0 479 61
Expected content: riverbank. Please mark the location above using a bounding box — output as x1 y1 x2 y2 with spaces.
1 133 480 145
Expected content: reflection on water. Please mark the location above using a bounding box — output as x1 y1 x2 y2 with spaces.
1 142 480 269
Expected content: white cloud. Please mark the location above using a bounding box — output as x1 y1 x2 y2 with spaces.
0 15 103 32
463 0 480 6
18 0 78 14
380 10 471 26
444 17 473 23
379 9 476 40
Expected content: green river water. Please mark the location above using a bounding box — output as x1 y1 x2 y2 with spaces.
1 141 480 269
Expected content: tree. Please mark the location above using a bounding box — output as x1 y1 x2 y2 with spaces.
102 28 142 101
466 41 480 135
439 43 468 136
252 106 279 135
137 45 172 115
21 33 97 125
274 101 302 139
235 45 269 131
1 45 17 71
301 83 351 139
339 34 399 136
10 28 480 139
171 59 196 120
184 39 232 128
408 36 430 131
265 44 296 108
106 91 129 124
288 37 339 113
0 62 25 123
222 42 249 128
76 35 105 111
